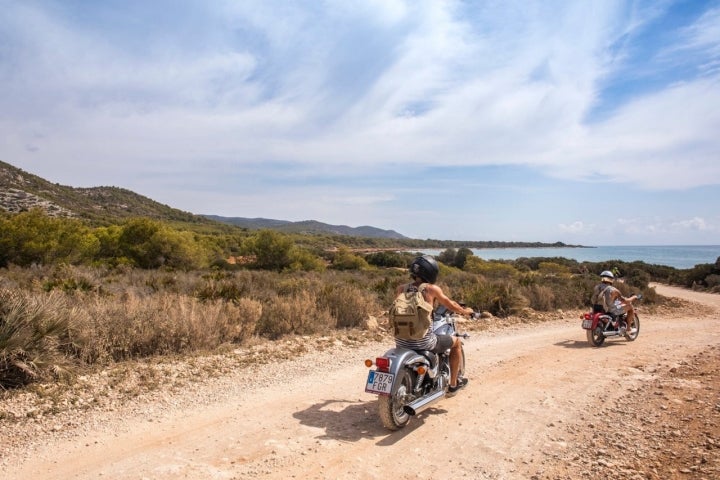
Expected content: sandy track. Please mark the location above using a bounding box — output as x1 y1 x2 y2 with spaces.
5 284 719 480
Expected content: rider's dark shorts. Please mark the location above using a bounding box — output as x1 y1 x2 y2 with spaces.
431 334 454 353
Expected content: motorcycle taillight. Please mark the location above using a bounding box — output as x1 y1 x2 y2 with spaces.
376 357 390 372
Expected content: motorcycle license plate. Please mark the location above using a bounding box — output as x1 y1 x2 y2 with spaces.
582 319 593 329
365 371 394 396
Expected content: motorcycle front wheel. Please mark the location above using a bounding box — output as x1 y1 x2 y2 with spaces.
587 325 606 347
378 369 414 430
624 314 640 341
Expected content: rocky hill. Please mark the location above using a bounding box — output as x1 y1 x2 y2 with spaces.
0 160 211 226
0 160 406 238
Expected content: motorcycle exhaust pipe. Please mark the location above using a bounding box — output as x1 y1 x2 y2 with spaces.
602 329 634 337
403 389 445 416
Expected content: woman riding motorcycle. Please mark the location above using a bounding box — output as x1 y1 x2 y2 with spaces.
394 255 473 394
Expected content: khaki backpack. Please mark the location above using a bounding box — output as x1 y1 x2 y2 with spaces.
389 283 433 340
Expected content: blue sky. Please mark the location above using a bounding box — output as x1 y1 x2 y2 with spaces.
1 0 719 246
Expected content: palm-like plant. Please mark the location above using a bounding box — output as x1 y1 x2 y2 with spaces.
0 290 73 388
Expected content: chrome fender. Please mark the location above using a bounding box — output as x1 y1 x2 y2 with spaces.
379 347 431 395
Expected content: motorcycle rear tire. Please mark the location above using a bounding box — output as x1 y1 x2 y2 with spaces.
587 325 605 347
624 314 640 341
378 369 413 430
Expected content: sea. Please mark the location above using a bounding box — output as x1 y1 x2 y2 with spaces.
418 245 720 270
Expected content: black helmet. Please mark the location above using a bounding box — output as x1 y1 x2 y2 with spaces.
409 255 439 284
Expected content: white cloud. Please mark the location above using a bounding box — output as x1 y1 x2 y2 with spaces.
553 78 720 190
1 1 719 245
611 216 717 239
670 216 712 232
668 6 720 61
559 221 595 235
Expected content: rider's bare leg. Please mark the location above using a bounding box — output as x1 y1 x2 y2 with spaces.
449 338 462 387
626 307 636 329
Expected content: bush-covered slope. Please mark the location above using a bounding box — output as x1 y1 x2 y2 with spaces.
0 160 215 227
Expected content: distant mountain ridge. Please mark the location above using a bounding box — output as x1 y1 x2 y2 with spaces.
202 215 408 239
0 160 407 238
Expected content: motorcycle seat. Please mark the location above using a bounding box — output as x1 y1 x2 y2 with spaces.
417 350 438 370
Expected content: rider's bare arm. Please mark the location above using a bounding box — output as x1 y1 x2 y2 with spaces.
426 284 473 316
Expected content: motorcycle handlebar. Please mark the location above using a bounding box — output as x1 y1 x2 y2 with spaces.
436 306 479 319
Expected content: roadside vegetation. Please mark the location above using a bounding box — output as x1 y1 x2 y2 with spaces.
1 209 719 390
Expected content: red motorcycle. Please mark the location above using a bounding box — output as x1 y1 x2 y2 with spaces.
580 294 641 347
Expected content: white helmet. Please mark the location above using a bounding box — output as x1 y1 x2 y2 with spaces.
600 270 614 283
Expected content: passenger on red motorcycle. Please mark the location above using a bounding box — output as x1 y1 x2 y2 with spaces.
591 270 638 331
395 255 473 394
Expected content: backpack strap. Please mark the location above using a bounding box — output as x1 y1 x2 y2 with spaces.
405 282 428 293
417 283 436 310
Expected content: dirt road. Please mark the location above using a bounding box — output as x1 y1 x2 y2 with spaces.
4 284 719 480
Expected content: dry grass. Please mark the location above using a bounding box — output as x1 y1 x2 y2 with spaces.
0 262 662 390
0 265 388 388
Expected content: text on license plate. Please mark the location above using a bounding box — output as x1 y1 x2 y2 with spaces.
365 371 394 395
582 319 593 329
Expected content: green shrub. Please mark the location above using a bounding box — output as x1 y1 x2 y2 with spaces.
437 248 457 266
364 251 407 268
513 256 580 272
537 262 571 278
464 257 519 281
0 209 100 267
288 248 326 272
331 247 370 271
436 247 473 269
115 218 209 269
243 229 294 271
705 274 720 289
622 266 652 290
